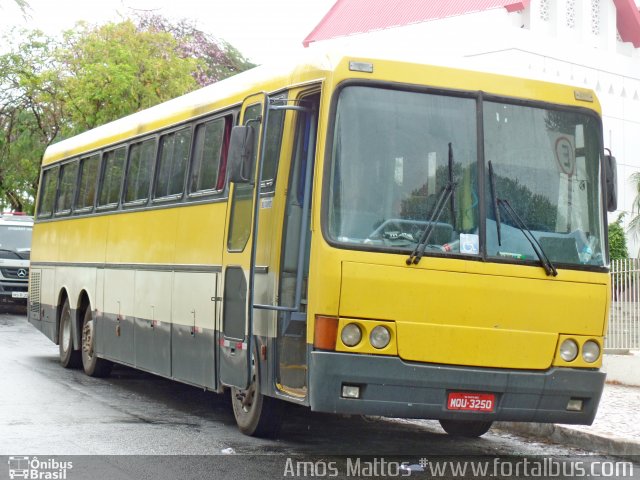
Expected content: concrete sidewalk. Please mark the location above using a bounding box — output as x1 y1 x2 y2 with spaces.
496 351 640 460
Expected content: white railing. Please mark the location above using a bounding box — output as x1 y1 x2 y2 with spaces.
608 258 640 350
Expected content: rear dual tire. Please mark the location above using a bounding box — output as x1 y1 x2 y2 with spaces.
81 307 112 378
58 299 81 369
58 299 111 377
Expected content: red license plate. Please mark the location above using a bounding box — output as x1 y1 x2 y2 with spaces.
447 392 495 412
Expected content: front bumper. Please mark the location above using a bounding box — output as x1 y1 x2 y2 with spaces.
0 288 28 304
309 351 605 425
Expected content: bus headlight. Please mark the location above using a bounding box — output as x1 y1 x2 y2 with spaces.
559 339 579 362
582 340 600 363
370 325 391 349
341 323 362 347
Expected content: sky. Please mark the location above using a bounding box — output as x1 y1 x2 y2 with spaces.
0 0 336 64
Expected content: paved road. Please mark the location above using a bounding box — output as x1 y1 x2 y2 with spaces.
1 313 636 479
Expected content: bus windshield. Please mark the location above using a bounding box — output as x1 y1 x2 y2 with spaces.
327 86 606 268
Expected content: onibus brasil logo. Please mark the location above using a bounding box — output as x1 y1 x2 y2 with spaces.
8 456 73 479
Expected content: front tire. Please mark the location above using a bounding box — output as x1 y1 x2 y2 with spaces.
58 299 81 368
231 350 284 438
439 419 493 437
81 307 112 377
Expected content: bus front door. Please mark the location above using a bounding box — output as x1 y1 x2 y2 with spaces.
220 99 264 389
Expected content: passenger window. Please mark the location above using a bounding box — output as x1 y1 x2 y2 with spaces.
155 127 192 199
37 166 59 218
190 117 228 194
76 154 100 211
98 147 126 208
56 161 78 214
125 138 155 203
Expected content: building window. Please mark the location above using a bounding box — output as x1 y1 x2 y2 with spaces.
540 0 550 22
591 0 600 36
566 0 576 29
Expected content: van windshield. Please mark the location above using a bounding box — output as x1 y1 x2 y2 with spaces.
0 225 33 253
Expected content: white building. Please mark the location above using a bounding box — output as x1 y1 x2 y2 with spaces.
304 0 640 254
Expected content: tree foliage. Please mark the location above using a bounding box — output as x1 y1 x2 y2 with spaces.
627 171 640 240
0 16 254 212
609 213 629 261
133 13 255 86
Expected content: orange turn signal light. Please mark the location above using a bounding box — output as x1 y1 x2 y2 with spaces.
314 315 338 350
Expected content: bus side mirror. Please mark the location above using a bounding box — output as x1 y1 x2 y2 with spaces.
228 126 255 184
604 152 617 212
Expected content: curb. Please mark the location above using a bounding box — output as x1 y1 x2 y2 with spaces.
495 422 640 461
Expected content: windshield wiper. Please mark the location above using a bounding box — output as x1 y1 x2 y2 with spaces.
488 161 502 246
0 248 24 259
497 199 558 277
407 143 457 265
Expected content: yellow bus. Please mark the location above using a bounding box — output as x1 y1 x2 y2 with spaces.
28 53 616 438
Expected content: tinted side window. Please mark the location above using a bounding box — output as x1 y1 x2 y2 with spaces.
227 104 262 252
38 167 59 218
190 117 228 194
98 147 126 208
125 138 155 203
261 98 286 193
56 161 78 214
155 127 191 199
76 154 100 210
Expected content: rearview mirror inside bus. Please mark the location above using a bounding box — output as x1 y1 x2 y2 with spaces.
228 125 255 184
604 152 617 212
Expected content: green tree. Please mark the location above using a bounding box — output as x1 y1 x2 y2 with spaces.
0 16 254 212
134 13 255 86
609 213 629 260
628 172 640 239
0 29 60 212
57 20 199 133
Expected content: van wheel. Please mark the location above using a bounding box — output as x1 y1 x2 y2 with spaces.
58 299 81 368
439 419 493 437
231 350 284 438
81 307 112 377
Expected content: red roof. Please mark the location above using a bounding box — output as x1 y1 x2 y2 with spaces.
303 0 530 47
303 0 640 48
613 0 640 48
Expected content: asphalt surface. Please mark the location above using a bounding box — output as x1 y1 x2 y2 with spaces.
1 312 638 479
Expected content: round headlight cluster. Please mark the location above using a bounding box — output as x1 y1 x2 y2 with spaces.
340 323 392 349
559 339 579 362
559 339 601 363
341 323 362 347
370 325 391 349
582 340 600 363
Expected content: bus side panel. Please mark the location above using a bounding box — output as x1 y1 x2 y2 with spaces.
171 271 218 389
98 269 135 365
133 270 172 377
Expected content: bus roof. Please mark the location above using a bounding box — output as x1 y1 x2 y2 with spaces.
42 53 335 166
42 50 601 166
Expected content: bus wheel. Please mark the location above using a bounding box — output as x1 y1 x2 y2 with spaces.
230 350 284 438
58 299 81 368
439 419 493 438
81 307 112 377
